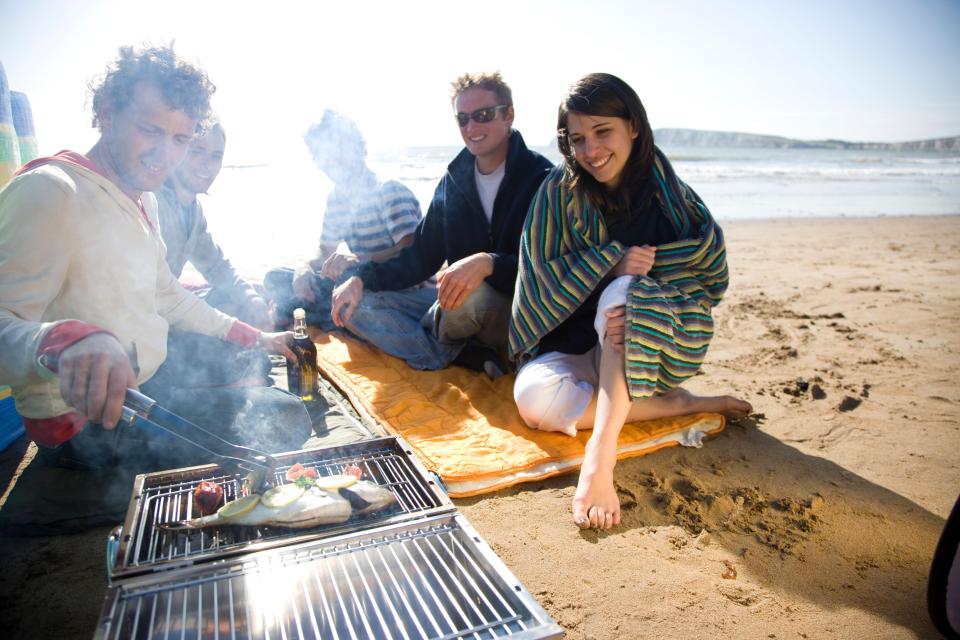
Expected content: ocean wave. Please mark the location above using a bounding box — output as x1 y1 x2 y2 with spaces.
675 164 960 180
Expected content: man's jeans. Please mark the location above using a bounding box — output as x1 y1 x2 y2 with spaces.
430 282 510 349
346 287 463 370
346 282 511 370
263 267 336 331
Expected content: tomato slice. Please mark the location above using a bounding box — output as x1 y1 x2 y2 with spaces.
286 463 319 482
286 463 306 482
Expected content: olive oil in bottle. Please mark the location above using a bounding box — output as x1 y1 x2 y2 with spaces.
287 308 319 402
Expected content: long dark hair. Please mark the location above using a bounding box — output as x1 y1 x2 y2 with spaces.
557 73 654 218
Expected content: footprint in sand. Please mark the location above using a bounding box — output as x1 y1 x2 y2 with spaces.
837 396 862 412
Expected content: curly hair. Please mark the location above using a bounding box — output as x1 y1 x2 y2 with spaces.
449 71 513 107
89 44 215 131
557 73 654 219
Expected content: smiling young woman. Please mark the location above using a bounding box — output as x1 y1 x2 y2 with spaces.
508 73 751 531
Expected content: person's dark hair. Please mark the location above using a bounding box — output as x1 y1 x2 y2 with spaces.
303 109 367 160
450 71 513 107
89 44 215 132
557 73 654 218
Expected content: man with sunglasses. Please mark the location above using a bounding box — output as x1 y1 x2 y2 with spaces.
331 72 552 375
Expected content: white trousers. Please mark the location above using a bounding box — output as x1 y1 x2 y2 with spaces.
513 276 632 437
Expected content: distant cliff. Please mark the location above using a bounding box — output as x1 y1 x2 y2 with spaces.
653 128 960 152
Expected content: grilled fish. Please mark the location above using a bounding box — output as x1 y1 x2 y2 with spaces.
161 480 396 530
338 479 399 515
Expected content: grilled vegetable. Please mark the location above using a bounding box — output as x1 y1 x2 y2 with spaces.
192 480 224 515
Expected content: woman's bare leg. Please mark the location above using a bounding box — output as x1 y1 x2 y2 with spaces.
572 349 752 530
575 384 752 429
572 338 633 530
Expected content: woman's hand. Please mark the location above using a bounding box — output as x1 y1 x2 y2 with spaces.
612 245 656 277
603 305 627 353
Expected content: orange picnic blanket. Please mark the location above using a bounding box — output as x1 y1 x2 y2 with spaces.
313 333 725 497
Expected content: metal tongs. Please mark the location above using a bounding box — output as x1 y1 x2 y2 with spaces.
121 388 278 485
39 354 277 489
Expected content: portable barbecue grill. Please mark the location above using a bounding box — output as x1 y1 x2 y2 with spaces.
97 436 563 639
110 437 451 579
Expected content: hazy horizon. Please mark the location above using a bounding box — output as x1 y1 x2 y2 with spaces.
3 0 959 165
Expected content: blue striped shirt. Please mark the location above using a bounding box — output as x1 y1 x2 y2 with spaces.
320 178 421 258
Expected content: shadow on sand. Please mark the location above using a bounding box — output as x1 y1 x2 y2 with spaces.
460 419 945 637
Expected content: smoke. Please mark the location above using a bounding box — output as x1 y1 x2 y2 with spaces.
140 330 311 462
48 330 310 480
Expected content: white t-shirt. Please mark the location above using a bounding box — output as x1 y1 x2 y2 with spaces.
474 160 506 223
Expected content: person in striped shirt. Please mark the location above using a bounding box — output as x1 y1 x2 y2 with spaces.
264 110 423 329
509 74 751 530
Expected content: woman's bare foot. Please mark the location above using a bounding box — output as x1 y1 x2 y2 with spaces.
661 387 752 420
572 447 621 530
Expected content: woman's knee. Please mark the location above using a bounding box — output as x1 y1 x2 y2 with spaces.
513 366 593 437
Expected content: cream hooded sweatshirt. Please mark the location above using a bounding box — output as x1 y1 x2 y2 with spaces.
0 156 238 420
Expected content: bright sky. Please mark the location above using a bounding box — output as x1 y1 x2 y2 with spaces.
2 0 959 164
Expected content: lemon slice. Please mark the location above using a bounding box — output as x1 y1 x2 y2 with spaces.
260 484 306 509
217 494 260 520
314 474 358 491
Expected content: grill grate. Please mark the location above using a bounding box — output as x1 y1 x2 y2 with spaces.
114 438 452 579
98 515 562 640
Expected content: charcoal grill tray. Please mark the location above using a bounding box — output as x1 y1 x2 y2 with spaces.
112 436 453 580
97 513 563 640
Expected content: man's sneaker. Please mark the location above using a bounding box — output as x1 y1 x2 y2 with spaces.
454 343 510 380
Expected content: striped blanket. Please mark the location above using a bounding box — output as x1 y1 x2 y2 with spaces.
508 149 728 399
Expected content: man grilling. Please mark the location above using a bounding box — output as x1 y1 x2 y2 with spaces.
0 45 311 478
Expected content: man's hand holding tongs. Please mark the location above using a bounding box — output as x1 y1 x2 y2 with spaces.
52 330 299 431
57 333 138 430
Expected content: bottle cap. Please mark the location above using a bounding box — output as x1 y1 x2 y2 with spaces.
293 308 306 319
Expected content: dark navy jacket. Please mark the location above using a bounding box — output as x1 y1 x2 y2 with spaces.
357 131 553 294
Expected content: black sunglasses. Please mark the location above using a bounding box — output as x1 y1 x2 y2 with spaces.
455 104 510 127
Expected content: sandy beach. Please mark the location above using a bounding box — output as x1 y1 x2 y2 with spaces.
1 214 958 639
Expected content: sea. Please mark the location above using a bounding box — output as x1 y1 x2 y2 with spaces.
193 145 960 282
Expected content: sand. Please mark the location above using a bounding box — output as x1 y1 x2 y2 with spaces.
1 215 958 639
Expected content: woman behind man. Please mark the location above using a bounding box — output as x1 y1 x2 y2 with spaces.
509 73 751 530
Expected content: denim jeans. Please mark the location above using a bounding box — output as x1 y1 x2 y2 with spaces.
263 267 336 331
345 287 464 370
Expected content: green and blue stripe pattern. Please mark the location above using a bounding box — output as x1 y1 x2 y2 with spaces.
509 149 729 399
